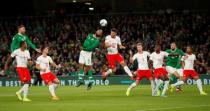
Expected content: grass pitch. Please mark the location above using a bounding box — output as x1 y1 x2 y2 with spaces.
0 85 210 111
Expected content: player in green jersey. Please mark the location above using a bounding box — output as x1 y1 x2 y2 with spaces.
165 42 185 92
76 29 103 90
11 25 40 52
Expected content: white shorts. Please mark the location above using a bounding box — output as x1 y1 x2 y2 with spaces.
176 68 183 76
79 50 92 66
166 66 183 76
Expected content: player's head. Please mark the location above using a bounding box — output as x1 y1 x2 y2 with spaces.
41 46 49 55
170 42 176 50
136 43 143 52
155 44 161 52
95 29 103 37
18 24 26 34
110 28 117 38
20 41 27 49
186 46 192 54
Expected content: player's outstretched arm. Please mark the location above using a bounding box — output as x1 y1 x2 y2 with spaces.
119 45 126 49
4 56 13 74
26 36 40 53
51 62 61 69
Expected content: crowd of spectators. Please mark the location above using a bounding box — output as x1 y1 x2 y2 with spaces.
0 12 210 77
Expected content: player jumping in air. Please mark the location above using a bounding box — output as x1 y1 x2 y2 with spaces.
4 41 32 102
126 43 156 96
76 29 103 90
181 46 207 95
150 44 169 97
102 28 134 80
36 46 61 100
11 24 40 52
165 42 185 92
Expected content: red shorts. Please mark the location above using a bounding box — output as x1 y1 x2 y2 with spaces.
106 53 124 69
41 72 57 84
136 70 153 81
16 67 31 83
183 70 198 79
154 68 168 79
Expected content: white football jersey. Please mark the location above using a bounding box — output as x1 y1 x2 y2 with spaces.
181 54 196 70
36 55 54 74
132 51 150 70
105 35 121 54
11 49 30 67
150 51 168 69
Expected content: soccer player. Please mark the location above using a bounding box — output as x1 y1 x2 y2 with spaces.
126 43 156 96
165 42 185 92
4 41 32 102
150 44 169 97
181 46 207 95
36 46 61 100
11 24 40 52
102 28 134 80
76 29 103 90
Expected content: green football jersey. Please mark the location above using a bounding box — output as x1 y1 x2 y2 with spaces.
83 33 100 52
165 48 185 68
11 33 36 52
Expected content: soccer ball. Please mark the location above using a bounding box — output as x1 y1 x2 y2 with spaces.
99 19 107 27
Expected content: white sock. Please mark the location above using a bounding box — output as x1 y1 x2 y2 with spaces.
151 80 155 95
154 79 163 94
105 69 112 76
18 85 25 93
123 66 133 77
155 78 159 85
196 79 203 93
162 81 169 95
53 83 58 90
23 84 29 98
128 82 137 91
172 80 184 87
49 84 56 97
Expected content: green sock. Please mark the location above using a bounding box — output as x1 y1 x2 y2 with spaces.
88 70 94 83
78 69 84 82
169 74 177 82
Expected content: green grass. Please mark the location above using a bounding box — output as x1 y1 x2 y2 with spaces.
0 85 210 111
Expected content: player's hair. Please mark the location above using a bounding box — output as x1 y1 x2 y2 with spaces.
186 45 192 48
111 28 118 33
155 44 161 47
18 24 25 29
136 43 142 46
171 42 176 45
20 41 26 47
41 45 49 53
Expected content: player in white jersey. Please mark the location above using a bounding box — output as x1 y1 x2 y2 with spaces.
4 41 32 102
36 46 61 100
150 44 169 97
181 46 207 95
102 28 134 80
126 43 156 96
